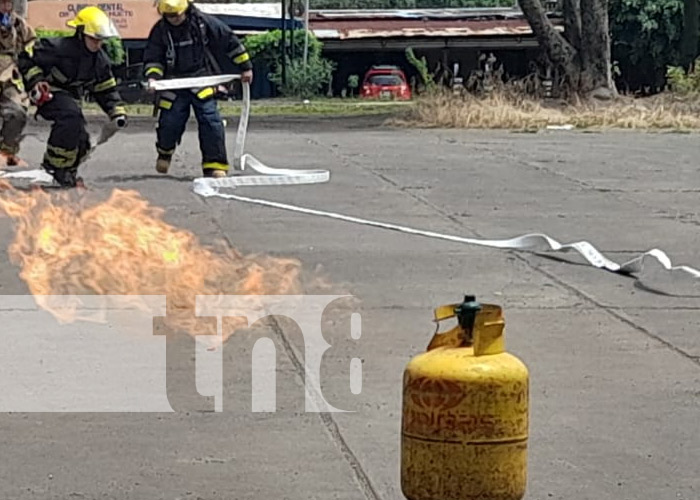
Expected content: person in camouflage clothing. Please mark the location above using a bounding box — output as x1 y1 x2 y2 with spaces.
0 0 35 167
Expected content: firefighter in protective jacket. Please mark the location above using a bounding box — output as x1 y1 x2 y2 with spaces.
143 0 253 178
0 0 36 167
18 6 127 188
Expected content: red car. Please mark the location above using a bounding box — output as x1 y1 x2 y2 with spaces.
361 66 412 100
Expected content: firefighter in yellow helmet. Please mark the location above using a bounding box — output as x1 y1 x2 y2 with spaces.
143 0 253 178
0 0 36 168
17 6 127 188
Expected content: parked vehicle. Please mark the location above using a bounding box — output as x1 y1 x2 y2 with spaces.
361 65 411 100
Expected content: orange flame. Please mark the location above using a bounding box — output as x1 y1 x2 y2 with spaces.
0 180 306 342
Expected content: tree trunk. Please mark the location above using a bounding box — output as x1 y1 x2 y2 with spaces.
562 0 581 52
517 0 578 76
518 0 615 97
579 0 615 95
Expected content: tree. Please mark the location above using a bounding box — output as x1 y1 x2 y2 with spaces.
517 0 615 97
610 0 685 92
680 0 699 67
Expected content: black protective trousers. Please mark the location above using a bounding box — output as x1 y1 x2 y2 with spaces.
37 91 91 187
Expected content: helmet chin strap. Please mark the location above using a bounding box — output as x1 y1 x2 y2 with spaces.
75 26 86 44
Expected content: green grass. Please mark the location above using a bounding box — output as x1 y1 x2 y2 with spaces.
82 98 413 118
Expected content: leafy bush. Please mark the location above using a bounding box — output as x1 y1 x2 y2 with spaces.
245 29 335 97
269 57 335 98
246 29 324 66
347 74 359 96
666 59 700 94
35 28 125 66
406 47 435 92
609 0 700 92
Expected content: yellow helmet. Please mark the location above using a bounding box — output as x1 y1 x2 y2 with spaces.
157 0 190 16
66 6 120 40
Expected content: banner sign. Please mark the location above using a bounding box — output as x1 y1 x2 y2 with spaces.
27 1 160 39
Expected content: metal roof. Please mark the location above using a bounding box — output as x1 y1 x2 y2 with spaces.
309 7 524 20
306 6 563 40
194 3 303 30
310 18 542 40
196 2 283 18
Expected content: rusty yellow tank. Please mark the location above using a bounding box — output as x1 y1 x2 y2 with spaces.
401 295 529 500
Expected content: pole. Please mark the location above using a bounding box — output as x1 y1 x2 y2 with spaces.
281 0 287 87
290 28 295 62
303 0 310 68
289 1 294 62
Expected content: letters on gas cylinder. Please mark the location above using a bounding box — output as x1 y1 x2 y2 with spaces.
401 296 530 500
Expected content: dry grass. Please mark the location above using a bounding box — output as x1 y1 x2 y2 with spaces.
392 90 700 131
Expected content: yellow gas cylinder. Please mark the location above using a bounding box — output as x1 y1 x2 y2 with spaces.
401 295 529 500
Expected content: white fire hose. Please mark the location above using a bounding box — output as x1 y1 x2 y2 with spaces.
2 75 698 296
188 76 700 297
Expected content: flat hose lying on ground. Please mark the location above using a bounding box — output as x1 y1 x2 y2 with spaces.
193 81 700 297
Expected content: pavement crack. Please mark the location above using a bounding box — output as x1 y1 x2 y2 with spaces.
520 257 700 366
364 304 599 311
194 190 382 500
504 155 700 232
313 138 700 368
620 306 700 311
98 174 195 184
268 318 383 500
595 188 700 194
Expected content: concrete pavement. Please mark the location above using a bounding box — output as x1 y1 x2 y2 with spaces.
0 119 698 500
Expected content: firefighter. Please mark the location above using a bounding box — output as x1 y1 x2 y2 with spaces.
0 0 36 168
18 6 127 188
143 0 253 178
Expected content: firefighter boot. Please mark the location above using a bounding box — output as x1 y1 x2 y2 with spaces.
156 154 171 174
48 166 83 189
0 152 28 168
0 147 28 168
203 168 226 179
